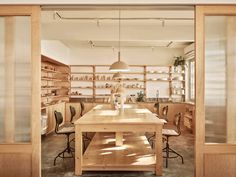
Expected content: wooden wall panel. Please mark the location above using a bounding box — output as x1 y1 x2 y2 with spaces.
0 153 31 177
204 154 236 177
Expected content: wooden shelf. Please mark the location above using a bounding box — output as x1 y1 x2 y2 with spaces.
41 87 63 90
41 77 61 81
41 55 70 107
41 101 67 110
71 80 93 82
95 94 111 96
95 72 144 74
95 87 112 89
95 87 145 90
41 95 69 99
71 87 93 89
146 79 170 82
41 68 69 75
69 65 185 102
126 87 145 89
70 95 93 97
83 132 155 171
71 72 93 74
171 79 185 82
170 72 185 74
95 79 145 82
146 71 185 75
146 72 169 74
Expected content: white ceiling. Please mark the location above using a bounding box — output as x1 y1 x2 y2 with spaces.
41 8 194 49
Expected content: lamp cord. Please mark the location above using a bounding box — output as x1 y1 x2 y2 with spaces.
118 7 121 61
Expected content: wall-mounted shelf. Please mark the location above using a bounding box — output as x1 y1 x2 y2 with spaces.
70 65 185 102
41 68 69 75
41 55 70 109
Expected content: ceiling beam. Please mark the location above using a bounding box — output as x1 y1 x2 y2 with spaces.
42 5 194 11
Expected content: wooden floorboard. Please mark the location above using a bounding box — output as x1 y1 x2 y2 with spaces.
83 132 156 171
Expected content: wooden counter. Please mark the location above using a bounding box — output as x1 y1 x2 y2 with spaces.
66 102 195 134
74 104 164 176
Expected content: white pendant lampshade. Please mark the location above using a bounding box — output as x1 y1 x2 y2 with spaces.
110 60 129 72
110 52 129 72
112 72 125 80
109 9 129 72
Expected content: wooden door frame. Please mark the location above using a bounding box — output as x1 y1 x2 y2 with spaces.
0 6 41 177
195 5 236 177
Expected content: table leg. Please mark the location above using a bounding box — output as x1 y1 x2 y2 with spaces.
155 125 163 175
75 126 83 175
115 132 123 146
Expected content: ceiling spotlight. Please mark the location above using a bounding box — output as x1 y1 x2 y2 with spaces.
161 18 165 27
96 19 100 27
151 47 155 52
166 41 173 48
88 40 95 48
112 46 115 52
53 11 57 20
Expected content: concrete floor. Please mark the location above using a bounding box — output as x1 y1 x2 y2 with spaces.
42 131 194 177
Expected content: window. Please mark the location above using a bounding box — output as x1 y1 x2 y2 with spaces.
189 59 195 101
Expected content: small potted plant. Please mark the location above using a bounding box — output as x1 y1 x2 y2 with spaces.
173 56 186 71
136 91 145 102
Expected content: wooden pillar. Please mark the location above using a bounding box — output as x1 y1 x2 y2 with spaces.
75 125 83 175
155 124 163 175
4 17 15 143
226 17 236 143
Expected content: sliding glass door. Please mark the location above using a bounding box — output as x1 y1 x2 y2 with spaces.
0 6 41 177
196 5 236 177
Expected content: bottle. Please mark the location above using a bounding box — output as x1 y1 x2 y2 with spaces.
156 90 159 99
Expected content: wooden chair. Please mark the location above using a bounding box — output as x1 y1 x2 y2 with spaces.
70 105 91 142
80 101 85 117
161 105 168 121
153 102 160 116
148 105 169 143
69 105 76 123
162 112 184 168
79 102 91 141
53 111 75 166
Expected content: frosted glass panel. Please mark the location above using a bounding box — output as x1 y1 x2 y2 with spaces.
14 17 31 142
0 18 4 142
205 16 236 143
0 16 31 143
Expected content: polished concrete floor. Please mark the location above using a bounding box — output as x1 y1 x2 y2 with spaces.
42 131 194 177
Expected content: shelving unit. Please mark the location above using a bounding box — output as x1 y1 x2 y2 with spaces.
41 55 70 109
70 65 185 102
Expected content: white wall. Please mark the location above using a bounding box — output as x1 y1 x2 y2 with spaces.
69 46 184 65
41 40 70 65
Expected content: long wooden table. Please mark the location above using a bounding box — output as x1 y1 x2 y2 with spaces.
74 104 164 176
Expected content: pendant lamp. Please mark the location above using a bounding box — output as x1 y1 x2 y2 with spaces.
109 9 129 72
112 72 124 80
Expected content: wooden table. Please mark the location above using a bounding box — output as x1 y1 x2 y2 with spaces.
74 104 164 176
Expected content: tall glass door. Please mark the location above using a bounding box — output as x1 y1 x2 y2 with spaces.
196 6 236 177
0 6 41 177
